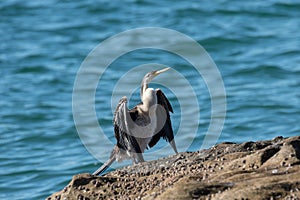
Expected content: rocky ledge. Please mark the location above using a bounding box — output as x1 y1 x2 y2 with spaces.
47 136 300 200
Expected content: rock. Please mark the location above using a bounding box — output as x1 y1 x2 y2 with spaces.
47 136 300 200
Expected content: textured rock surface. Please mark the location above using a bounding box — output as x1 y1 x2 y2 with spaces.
47 136 300 200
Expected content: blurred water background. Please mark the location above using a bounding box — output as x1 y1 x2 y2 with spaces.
1 0 299 199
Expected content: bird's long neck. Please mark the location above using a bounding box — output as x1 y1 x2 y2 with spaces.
140 88 157 114
140 82 148 101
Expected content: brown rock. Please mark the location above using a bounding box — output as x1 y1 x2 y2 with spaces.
47 136 300 200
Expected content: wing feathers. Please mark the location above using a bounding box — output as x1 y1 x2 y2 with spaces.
148 89 178 153
113 97 143 155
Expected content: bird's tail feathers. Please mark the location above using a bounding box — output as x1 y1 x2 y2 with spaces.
170 140 178 154
92 153 116 176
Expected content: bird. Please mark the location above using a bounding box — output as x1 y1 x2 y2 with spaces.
92 67 178 176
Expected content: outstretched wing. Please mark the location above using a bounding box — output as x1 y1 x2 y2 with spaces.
113 97 144 161
148 89 178 153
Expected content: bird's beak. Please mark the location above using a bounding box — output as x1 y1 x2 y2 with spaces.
154 67 170 76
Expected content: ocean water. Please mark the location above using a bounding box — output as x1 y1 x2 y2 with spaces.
1 0 300 199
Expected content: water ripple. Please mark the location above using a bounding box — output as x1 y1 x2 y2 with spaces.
1 0 299 199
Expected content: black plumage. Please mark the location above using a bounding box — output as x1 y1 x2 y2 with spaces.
93 68 177 176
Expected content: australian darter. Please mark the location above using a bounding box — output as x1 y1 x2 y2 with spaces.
93 67 177 176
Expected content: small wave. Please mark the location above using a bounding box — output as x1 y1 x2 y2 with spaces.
231 65 293 78
274 2 300 9
15 66 50 74
200 36 247 47
216 8 289 18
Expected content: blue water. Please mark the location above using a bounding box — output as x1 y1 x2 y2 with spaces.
1 0 300 199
